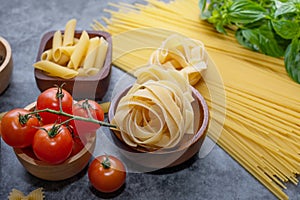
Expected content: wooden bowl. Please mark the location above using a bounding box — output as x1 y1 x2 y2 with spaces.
108 85 209 169
13 102 96 181
0 36 13 94
34 30 112 100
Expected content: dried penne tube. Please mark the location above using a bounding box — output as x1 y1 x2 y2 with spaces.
40 49 53 61
52 30 63 62
67 30 89 70
94 37 108 69
58 46 76 57
63 18 76 46
34 60 78 79
77 67 99 76
56 53 70 66
83 37 100 69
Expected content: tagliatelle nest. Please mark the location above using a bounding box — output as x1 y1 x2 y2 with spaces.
112 66 195 150
149 34 208 85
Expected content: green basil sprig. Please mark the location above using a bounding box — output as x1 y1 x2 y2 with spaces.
199 0 300 84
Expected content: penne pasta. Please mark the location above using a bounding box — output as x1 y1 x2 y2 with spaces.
78 67 100 76
83 37 100 69
52 30 63 62
34 60 78 79
40 49 53 61
67 30 89 70
56 53 69 66
94 37 108 69
63 18 77 46
58 46 76 57
33 19 110 79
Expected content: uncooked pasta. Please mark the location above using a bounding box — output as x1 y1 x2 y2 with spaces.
92 0 300 199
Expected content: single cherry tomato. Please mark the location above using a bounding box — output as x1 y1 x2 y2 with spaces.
70 136 85 156
32 124 73 164
71 100 104 136
88 155 126 193
1 108 40 148
36 86 73 124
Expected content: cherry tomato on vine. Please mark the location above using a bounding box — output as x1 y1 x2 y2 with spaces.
71 100 104 136
32 124 73 164
70 135 85 157
88 155 126 193
1 108 40 148
36 86 73 124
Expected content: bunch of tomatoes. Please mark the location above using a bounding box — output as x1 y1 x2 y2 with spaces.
1 85 126 193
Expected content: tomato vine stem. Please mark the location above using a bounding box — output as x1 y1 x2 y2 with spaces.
29 108 117 129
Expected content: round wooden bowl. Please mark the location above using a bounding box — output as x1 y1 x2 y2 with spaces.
0 36 13 94
13 102 96 181
108 85 209 169
34 30 112 100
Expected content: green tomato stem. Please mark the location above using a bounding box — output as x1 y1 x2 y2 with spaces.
101 155 111 169
30 108 117 129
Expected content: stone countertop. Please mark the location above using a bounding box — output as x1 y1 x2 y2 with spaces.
0 0 299 199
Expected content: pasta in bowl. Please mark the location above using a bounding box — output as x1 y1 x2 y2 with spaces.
34 19 112 100
108 66 209 169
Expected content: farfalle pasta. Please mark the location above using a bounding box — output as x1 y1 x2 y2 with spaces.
111 66 195 149
8 188 44 200
149 34 208 85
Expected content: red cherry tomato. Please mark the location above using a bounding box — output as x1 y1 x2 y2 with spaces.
1 108 40 148
32 124 73 164
36 86 73 124
88 155 126 193
71 100 104 136
70 135 85 156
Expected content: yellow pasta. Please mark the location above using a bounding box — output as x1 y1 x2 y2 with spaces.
99 101 111 113
8 188 44 200
94 37 108 69
34 19 110 79
67 30 89 70
83 37 100 69
63 18 77 46
56 53 70 66
40 49 52 61
112 65 194 149
52 30 63 62
34 60 78 79
77 67 99 76
92 0 300 199
58 46 76 57
149 34 207 85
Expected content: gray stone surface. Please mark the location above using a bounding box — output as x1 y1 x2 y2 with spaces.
0 0 299 199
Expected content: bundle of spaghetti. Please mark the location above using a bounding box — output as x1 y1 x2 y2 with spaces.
92 0 300 199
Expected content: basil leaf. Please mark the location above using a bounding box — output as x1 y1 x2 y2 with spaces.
236 24 285 57
199 0 207 14
228 0 267 24
272 19 300 39
236 29 257 51
274 0 298 18
285 37 300 83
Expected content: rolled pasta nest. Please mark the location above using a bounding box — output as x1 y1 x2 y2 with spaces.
111 66 197 150
149 34 208 85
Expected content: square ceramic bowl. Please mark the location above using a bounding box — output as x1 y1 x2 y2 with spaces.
34 30 112 100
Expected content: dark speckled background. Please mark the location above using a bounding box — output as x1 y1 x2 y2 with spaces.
0 0 299 199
